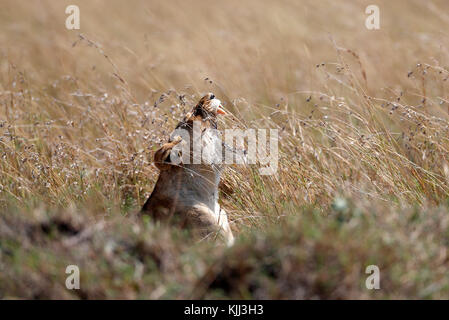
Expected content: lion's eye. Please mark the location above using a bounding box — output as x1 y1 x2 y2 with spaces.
210 94 215 100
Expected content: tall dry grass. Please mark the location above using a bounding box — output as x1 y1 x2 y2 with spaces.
1 0 449 299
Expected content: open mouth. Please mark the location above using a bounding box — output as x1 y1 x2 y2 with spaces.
210 98 226 115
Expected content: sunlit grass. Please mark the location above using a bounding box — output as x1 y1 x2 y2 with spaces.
0 0 448 299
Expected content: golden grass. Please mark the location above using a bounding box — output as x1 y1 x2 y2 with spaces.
1 0 449 299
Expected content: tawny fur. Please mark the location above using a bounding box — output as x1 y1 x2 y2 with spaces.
141 93 235 245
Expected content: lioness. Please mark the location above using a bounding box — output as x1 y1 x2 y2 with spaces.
141 93 242 246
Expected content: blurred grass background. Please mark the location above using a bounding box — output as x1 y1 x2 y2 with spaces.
0 0 449 299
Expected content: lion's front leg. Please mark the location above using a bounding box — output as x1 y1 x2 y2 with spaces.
216 206 235 246
153 136 182 170
182 204 235 246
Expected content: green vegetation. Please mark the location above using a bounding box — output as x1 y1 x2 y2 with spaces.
0 0 448 299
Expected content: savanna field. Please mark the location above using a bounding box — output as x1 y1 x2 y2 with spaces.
0 0 449 299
